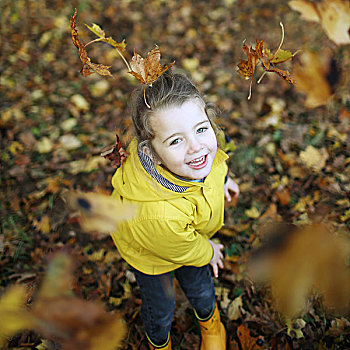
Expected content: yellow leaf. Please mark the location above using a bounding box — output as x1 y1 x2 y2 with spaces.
318 0 350 45
0 285 34 345
293 50 333 109
300 145 328 171
245 206 260 219
89 315 126 350
341 208 350 222
65 191 136 233
289 0 320 22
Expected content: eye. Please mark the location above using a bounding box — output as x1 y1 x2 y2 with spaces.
170 138 181 146
197 127 208 134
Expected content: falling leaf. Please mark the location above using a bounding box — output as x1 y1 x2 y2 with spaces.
129 46 175 86
300 145 329 171
289 1 320 22
289 0 350 45
230 324 264 350
0 285 34 346
85 23 126 50
237 42 260 80
36 137 53 154
65 191 135 233
293 49 336 108
70 9 112 77
249 224 350 318
30 253 126 350
100 134 128 168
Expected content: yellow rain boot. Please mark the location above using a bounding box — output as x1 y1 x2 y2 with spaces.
197 303 226 350
148 335 172 349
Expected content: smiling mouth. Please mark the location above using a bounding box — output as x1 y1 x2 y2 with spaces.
187 155 208 168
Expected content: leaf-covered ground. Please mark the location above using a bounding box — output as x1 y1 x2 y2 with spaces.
1 0 350 349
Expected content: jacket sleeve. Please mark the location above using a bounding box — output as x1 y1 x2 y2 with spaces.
125 217 214 267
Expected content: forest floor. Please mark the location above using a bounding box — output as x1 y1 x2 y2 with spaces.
1 0 350 349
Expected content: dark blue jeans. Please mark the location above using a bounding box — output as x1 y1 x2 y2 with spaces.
132 265 215 346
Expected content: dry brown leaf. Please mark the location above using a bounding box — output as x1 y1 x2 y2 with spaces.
70 9 112 77
230 324 264 350
293 49 333 108
129 46 175 86
276 188 291 206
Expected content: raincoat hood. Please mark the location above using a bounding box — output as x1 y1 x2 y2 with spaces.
111 138 228 201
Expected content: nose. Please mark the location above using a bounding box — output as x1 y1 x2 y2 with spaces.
187 136 202 154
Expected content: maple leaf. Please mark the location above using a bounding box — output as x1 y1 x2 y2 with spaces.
237 43 260 80
100 134 128 168
70 9 112 77
237 23 298 99
129 45 175 86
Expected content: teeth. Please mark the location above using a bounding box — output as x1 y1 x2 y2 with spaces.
188 156 205 165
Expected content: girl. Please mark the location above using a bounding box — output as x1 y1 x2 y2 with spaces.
110 71 239 350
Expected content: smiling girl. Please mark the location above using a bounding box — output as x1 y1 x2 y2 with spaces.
110 71 239 350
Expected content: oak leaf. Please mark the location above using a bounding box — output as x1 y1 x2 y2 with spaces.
70 9 112 77
129 46 175 86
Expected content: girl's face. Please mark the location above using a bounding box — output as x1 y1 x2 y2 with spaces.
149 99 217 180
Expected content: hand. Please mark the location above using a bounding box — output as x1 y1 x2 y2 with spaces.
209 240 224 278
224 177 239 202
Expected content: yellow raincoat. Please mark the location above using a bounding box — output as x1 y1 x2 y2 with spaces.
110 139 228 275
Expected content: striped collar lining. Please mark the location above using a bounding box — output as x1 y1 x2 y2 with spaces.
138 150 189 193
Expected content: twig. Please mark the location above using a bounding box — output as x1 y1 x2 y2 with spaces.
144 87 151 108
271 22 285 61
257 71 267 84
84 38 102 47
116 48 132 72
247 79 253 100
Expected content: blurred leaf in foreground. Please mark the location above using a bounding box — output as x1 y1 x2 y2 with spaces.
293 49 338 108
289 0 350 45
248 223 350 318
65 191 135 233
0 285 34 346
0 253 126 349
